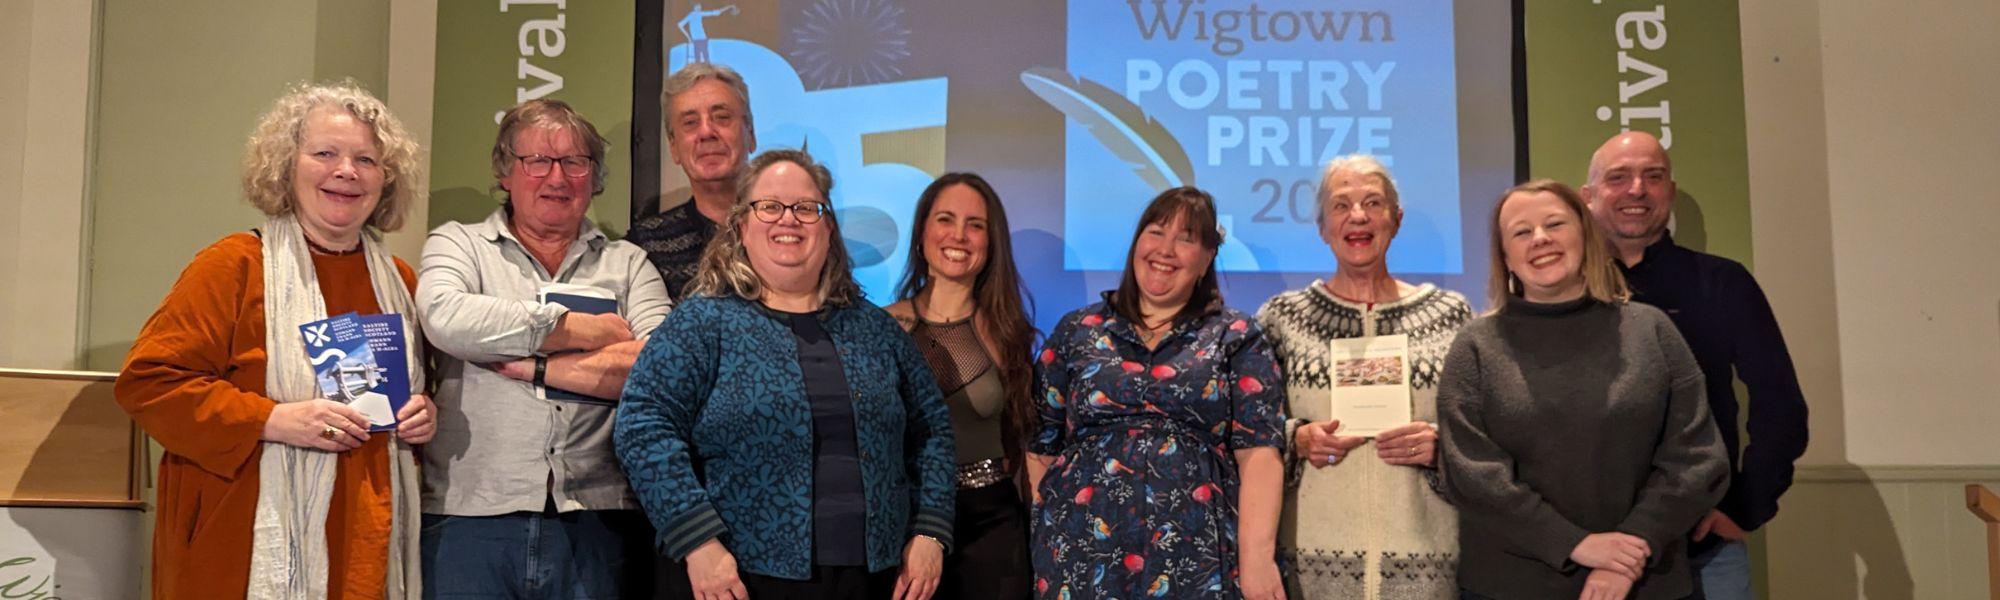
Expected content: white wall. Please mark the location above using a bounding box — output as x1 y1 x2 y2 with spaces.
1817 1 2000 466
1741 1 2000 597
0 0 94 370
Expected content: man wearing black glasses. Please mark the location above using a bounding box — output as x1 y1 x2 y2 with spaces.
414 99 674 598
629 62 759 301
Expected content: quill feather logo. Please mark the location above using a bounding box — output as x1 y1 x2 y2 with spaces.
1020 67 1195 192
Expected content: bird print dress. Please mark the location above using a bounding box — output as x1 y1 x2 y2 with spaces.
1030 300 1286 599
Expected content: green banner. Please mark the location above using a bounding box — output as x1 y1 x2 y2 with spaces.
430 1 636 236
1525 0 1752 266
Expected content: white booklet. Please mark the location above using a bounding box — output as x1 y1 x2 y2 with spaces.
1328 334 1412 437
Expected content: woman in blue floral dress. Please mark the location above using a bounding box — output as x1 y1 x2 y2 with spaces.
1025 187 1289 600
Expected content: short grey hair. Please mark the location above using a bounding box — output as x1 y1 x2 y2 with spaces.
686 149 861 306
1314 154 1403 229
662 63 753 141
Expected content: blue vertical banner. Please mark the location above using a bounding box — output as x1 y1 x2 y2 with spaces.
1054 1 1461 274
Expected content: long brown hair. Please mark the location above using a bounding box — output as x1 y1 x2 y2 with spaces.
1111 187 1225 326
1486 179 1630 308
896 173 1040 449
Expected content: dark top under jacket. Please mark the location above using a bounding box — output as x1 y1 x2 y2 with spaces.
1619 233 1809 540
786 311 869 566
1438 296 1729 600
615 295 956 580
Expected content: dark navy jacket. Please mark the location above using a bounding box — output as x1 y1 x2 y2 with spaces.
616 294 956 580
1620 234 1809 536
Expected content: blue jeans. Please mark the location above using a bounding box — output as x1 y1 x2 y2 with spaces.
420 506 653 599
1689 539 1753 600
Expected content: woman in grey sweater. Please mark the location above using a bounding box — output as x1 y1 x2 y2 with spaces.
1437 180 1727 600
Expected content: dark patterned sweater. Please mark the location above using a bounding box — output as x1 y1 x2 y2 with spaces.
1256 281 1471 600
626 199 716 301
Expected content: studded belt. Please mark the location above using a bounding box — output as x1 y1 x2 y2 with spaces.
955 457 1009 490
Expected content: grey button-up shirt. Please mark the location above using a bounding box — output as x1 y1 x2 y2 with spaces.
417 207 672 516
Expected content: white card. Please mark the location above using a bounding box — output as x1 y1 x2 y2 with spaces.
1328 334 1412 437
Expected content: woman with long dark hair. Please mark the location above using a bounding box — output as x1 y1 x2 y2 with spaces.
886 173 1037 598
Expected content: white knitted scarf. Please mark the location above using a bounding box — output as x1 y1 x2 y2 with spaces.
249 214 425 599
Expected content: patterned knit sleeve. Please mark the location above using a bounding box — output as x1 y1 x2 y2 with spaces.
614 298 727 559
890 317 957 552
1253 302 1309 490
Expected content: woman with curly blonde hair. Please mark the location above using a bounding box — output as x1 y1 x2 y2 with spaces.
116 81 436 599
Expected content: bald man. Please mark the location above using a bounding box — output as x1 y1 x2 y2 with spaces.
1582 131 1809 599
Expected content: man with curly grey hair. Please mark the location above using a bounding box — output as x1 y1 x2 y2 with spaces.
628 62 757 301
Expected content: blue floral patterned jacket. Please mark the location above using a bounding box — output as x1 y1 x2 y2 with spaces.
615 294 956 580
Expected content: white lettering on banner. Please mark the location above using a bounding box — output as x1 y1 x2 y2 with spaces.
1596 5 1673 148
495 1 568 124
1207 115 1390 167
1126 59 1393 112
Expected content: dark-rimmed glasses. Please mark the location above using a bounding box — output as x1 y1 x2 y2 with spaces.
512 153 594 178
747 199 830 224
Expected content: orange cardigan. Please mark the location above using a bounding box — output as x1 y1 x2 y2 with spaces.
116 233 415 599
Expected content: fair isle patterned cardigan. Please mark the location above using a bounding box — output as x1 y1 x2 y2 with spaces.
1255 282 1472 600
615 295 957 580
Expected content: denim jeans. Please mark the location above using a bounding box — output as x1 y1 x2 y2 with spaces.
1689 539 1753 600
420 504 652 599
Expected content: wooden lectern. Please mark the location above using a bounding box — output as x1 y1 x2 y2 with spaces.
1971 484 2000 600
0 369 145 508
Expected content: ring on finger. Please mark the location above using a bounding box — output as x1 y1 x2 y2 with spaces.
320 425 341 440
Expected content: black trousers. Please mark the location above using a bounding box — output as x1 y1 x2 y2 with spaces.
937 482 1032 600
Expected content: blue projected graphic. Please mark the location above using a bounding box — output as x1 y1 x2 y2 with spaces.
1055 0 1463 274
669 39 947 301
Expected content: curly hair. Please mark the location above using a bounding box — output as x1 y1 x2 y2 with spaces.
240 80 424 232
687 149 862 307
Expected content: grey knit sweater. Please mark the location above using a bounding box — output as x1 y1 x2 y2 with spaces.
1437 296 1728 600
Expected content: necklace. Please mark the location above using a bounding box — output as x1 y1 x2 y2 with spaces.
1136 317 1172 345
918 296 974 323
304 233 362 256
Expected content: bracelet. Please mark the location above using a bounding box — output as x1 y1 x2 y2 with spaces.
534 356 548 388
913 534 944 551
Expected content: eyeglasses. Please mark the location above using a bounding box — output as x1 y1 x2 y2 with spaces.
512 153 594 178
747 199 830 224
